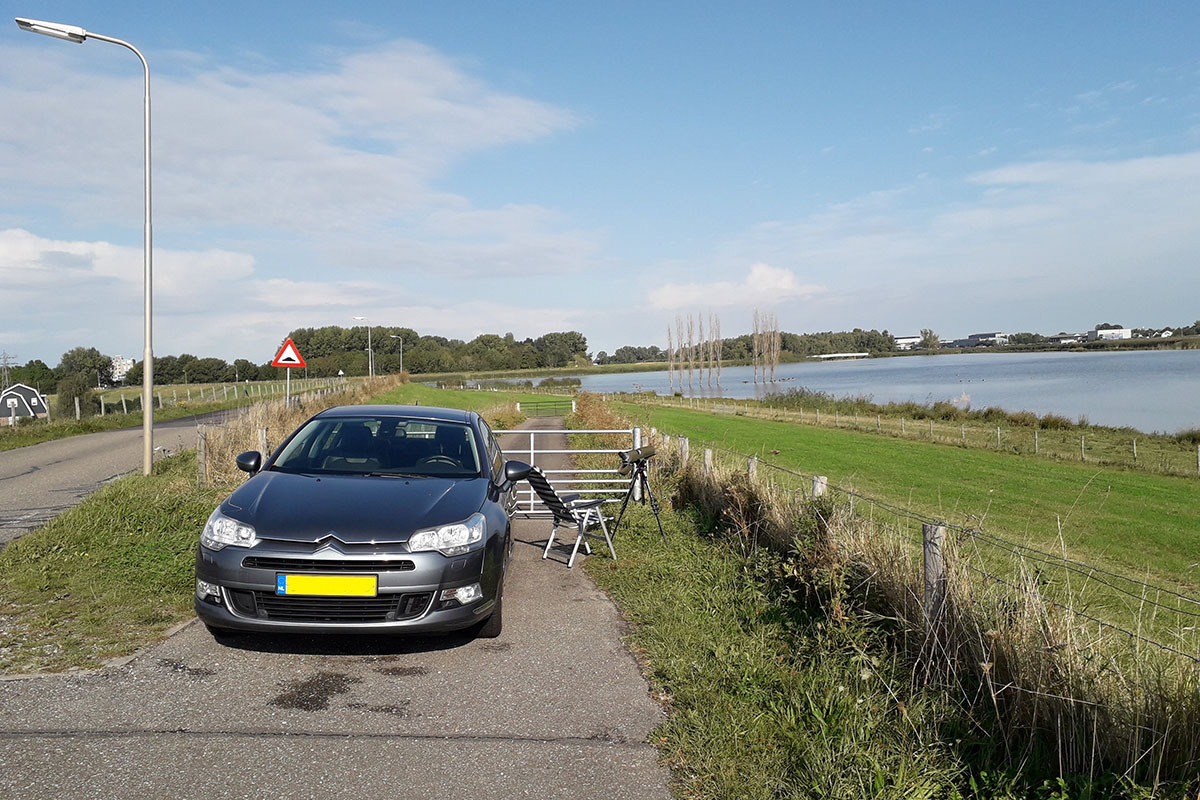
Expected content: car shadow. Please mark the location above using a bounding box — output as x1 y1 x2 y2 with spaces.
209 628 478 656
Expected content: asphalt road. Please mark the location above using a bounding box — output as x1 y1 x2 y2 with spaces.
0 411 230 545
0 418 672 799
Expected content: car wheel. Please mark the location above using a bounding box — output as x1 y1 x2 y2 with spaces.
474 583 503 639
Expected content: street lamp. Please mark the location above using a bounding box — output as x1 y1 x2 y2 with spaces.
17 17 155 476
389 335 404 374
353 316 373 378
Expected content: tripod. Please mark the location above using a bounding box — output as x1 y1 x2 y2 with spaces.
611 459 666 542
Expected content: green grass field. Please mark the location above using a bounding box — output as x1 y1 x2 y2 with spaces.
617 403 1200 615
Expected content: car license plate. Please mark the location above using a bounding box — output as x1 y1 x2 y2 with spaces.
276 574 378 597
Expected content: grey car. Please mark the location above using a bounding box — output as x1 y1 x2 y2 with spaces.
194 405 530 638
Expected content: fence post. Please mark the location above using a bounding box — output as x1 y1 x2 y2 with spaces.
1132 439 1137 464
747 456 758 482
650 426 657 442
960 423 965 444
1034 429 1038 454
703 448 713 475
187 389 192 402
681 437 690 463
74 396 81 420
223 385 228 400
929 420 933 439
922 523 947 632
196 425 208 484
100 396 105 416
877 415 881 432
157 392 163 409
258 427 269 455
835 410 839 427
1081 435 1086 461
571 399 577 413
122 395 128 414
816 409 820 425
996 427 1001 448
901 418 905 435
812 475 827 497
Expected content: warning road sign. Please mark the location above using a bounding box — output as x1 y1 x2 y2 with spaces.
271 338 307 368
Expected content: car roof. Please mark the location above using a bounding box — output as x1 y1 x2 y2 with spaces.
313 404 476 424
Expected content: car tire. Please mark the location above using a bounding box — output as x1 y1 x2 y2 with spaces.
474 584 503 639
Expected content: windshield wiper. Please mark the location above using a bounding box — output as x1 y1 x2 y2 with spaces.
365 471 429 479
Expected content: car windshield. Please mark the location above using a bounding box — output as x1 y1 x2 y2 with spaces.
271 416 482 478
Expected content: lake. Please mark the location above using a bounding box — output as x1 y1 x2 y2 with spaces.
517 351 1200 434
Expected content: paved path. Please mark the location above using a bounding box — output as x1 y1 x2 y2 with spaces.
0 412 227 545
0 417 672 799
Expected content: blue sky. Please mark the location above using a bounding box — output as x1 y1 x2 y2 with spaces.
2 1 1198 364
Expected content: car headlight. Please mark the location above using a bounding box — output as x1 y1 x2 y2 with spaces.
200 508 258 551
409 512 486 557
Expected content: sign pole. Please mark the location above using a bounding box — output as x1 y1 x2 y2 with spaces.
271 338 307 407
286 367 291 405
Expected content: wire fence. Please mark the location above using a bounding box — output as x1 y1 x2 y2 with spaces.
654 429 1200 666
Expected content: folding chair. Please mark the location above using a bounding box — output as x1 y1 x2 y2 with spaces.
525 466 616 568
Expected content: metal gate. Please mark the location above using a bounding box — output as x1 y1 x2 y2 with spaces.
497 426 641 516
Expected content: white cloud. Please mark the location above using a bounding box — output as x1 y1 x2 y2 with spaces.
647 263 824 311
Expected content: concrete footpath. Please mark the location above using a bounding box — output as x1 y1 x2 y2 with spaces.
0 418 672 799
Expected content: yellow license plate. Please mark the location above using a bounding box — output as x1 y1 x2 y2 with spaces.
275 574 378 597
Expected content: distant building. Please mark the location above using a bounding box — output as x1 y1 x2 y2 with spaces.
1159 329 1174 338
111 355 136 383
1088 328 1132 341
1048 332 1083 345
1 383 48 425
967 332 1009 346
893 335 921 351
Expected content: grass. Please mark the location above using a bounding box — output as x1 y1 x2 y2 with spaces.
637 392 1200 479
591 501 1173 797
0 453 224 672
617 402 1200 601
575 397 1198 796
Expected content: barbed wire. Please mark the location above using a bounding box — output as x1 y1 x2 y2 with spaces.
688 438 1200 611
658 431 1200 651
960 561 1200 665
964 528 1200 617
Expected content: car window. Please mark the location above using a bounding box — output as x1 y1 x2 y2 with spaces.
272 416 482 477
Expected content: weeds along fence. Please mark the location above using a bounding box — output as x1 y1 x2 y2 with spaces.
193 377 398 488
613 421 1200 787
628 394 1200 478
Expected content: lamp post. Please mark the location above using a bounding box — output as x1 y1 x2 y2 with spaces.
17 17 155 476
353 316 373 377
389 335 404 374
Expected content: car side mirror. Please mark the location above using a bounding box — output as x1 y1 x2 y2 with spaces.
503 460 532 484
235 451 262 474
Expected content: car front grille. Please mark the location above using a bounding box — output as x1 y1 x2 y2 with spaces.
240 556 416 572
227 590 433 624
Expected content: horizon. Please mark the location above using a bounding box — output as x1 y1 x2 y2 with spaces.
3 2 1199 365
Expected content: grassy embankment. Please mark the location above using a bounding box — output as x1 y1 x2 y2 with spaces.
612 401 1200 656
573 397 1198 797
630 392 1200 478
0 381 535 673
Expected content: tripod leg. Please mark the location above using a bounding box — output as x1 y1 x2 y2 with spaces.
611 476 637 535
641 474 667 542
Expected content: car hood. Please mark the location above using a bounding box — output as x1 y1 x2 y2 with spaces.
222 470 488 544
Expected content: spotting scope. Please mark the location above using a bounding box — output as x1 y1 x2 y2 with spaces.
617 445 656 476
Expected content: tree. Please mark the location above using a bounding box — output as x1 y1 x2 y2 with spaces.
919 329 940 350
56 346 113 388
55 372 100 417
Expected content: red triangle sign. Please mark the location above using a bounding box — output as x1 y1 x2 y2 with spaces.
272 338 307 368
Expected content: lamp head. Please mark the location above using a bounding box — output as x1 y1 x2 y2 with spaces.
15 17 86 43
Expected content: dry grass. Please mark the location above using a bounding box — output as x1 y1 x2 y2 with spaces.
568 393 1200 792
664 445 1200 789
